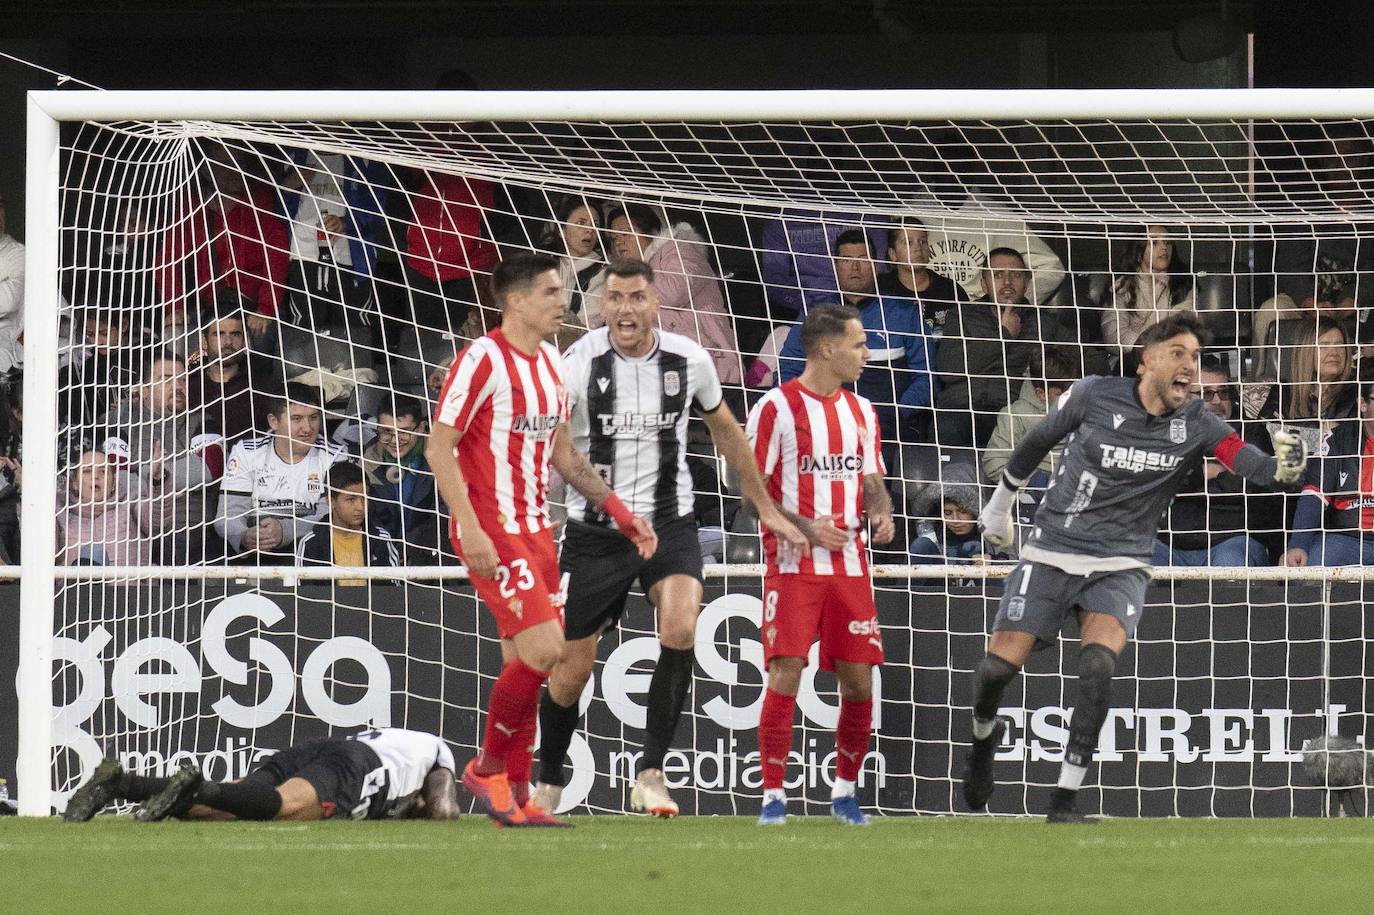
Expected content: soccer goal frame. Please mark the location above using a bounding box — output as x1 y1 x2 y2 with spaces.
20 87 1374 817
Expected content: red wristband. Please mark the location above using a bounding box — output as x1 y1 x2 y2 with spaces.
602 492 638 538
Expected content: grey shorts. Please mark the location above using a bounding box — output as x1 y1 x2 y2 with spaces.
994 560 1150 648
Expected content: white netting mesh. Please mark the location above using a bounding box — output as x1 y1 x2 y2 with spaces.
34 105 1374 816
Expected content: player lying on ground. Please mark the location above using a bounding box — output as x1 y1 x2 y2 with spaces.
965 312 1306 823
63 727 460 822
426 252 657 828
745 304 895 827
534 258 808 819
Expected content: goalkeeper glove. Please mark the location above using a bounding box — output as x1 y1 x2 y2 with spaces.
1271 427 1308 485
979 480 1017 549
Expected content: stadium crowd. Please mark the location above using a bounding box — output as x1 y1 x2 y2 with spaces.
19 132 1374 572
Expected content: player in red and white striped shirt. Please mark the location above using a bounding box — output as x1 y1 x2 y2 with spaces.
427 252 657 828
745 304 895 826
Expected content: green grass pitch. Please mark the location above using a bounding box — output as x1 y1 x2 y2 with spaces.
6 815 1371 912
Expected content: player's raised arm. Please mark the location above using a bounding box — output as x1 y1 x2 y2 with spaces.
550 422 658 559
979 375 1095 546
1205 418 1308 489
700 403 808 555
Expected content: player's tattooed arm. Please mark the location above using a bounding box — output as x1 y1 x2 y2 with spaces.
701 404 809 554
551 425 613 506
424 420 499 579
862 472 896 545
551 425 658 559
774 505 850 551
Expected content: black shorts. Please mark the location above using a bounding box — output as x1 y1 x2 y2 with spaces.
560 515 703 640
245 737 386 820
994 560 1150 649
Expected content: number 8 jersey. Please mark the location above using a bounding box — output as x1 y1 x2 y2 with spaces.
747 379 884 576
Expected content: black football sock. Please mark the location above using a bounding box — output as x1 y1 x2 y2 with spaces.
1059 643 1117 792
971 653 1020 738
537 690 580 787
193 781 284 820
639 646 694 773
118 774 172 802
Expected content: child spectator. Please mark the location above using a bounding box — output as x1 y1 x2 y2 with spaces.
909 464 1010 564
56 449 160 566
296 461 402 582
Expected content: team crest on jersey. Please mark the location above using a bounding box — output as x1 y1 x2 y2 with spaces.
663 370 680 397
307 472 322 496
1169 417 1186 443
1007 596 1026 622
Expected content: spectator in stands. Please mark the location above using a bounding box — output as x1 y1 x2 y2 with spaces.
296 461 401 579
1283 361 1374 567
361 393 449 563
279 151 388 364
878 217 966 341
401 169 496 340
0 375 22 562
56 449 160 566
909 464 1010 564
935 248 1075 448
1155 361 1271 567
757 210 887 319
776 228 932 446
1244 315 1357 457
606 203 742 384
215 383 348 564
541 195 607 351
100 351 226 563
58 308 138 444
186 296 285 446
155 141 290 341
981 346 1078 485
0 192 24 377
1253 269 1362 383
924 193 1066 306
1100 225 1196 369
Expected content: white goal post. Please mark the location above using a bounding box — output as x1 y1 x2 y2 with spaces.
21 88 1374 818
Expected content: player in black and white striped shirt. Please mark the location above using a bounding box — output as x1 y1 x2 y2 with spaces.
64 727 460 822
535 258 807 818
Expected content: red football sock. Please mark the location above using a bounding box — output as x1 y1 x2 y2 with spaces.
506 709 537 807
835 697 873 783
477 659 548 775
759 688 797 791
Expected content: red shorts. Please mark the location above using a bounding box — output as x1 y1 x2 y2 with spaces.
762 573 884 672
451 522 564 639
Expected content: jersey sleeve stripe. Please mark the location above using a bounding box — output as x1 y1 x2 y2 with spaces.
436 342 495 433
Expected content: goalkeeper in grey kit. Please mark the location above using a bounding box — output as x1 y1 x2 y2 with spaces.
963 313 1307 823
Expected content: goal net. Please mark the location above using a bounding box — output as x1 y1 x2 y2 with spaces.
19 90 1374 817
